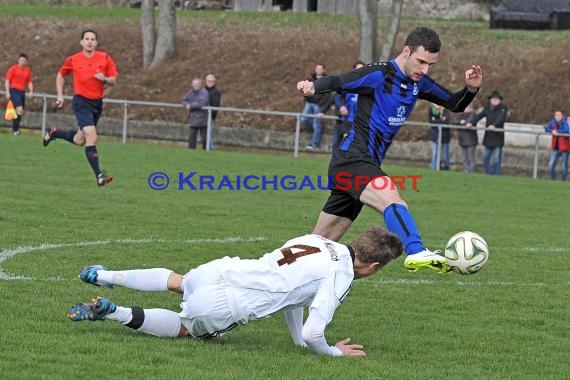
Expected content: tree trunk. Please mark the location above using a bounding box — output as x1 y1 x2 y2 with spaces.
379 0 404 61
150 0 177 68
357 0 378 64
141 0 155 69
292 0 307 12
262 0 273 11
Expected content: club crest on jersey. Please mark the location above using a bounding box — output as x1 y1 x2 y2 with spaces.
413 83 419 95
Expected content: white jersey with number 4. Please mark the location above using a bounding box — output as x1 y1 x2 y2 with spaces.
215 234 354 325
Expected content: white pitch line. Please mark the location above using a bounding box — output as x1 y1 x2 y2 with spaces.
521 247 570 253
358 278 559 287
0 236 267 281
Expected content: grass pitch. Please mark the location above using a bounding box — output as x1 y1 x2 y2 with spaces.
0 132 568 379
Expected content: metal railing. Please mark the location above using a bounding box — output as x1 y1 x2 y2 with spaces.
417 121 569 178
3 91 567 179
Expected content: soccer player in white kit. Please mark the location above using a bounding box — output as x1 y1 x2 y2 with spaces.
68 227 402 357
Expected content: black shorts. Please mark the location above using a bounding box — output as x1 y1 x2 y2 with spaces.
9 89 25 108
72 95 103 129
322 149 387 221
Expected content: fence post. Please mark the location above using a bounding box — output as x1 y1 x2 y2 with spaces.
294 115 301 158
206 108 212 152
122 102 128 144
532 133 540 179
41 96 48 136
436 125 442 171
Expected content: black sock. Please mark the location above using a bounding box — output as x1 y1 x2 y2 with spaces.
126 306 145 330
12 117 21 132
85 146 101 176
53 129 76 143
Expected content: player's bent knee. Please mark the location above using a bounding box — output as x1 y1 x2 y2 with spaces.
168 272 184 294
74 135 86 145
179 323 191 337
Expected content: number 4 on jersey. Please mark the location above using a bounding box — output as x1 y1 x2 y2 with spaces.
277 245 321 266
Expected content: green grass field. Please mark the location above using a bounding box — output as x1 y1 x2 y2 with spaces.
0 131 568 379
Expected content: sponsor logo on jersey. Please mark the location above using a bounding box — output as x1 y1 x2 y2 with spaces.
388 105 407 126
397 106 406 117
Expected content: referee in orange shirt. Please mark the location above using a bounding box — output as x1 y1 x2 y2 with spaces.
4 53 34 135
43 29 117 187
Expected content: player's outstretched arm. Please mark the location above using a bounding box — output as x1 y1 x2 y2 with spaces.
465 65 482 92
335 337 366 357
297 80 315 97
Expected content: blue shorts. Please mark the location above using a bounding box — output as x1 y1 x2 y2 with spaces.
9 89 25 108
72 95 103 129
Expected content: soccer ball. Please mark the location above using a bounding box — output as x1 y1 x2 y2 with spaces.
444 231 489 275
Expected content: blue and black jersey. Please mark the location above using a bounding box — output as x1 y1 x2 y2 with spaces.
314 59 477 165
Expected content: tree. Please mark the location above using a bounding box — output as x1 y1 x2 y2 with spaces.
357 0 378 64
358 0 404 63
379 0 403 61
141 0 177 68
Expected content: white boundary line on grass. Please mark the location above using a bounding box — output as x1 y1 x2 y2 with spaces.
521 247 570 253
358 278 565 288
0 236 268 281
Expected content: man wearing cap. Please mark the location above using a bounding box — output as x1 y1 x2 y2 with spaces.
466 90 508 175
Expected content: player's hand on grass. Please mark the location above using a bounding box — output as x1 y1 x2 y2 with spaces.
297 80 315 97
335 337 366 357
465 65 482 92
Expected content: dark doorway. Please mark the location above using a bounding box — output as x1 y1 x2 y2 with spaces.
274 0 293 10
307 0 317 12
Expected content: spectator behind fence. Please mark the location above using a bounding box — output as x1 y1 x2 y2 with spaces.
544 110 569 181
428 103 451 170
456 103 478 173
205 73 221 150
300 64 333 151
182 78 209 150
332 61 365 153
467 90 507 175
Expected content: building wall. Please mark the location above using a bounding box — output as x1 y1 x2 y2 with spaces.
233 0 489 20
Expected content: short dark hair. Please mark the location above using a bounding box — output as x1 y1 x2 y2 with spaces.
353 60 366 69
404 27 441 54
19 53 28 59
81 29 98 40
350 227 403 267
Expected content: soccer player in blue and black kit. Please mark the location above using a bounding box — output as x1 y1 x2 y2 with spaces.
297 27 483 273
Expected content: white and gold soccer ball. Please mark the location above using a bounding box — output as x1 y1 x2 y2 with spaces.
444 231 489 275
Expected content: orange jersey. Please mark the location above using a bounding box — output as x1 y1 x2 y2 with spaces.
59 50 118 100
5 64 33 91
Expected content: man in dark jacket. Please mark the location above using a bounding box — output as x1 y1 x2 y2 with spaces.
467 90 507 175
182 78 210 150
456 103 478 173
205 74 221 150
428 103 451 170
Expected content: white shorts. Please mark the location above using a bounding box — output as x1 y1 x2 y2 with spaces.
179 259 238 339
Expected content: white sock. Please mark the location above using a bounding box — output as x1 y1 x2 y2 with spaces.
106 307 181 337
137 308 182 337
105 306 133 324
97 268 173 291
